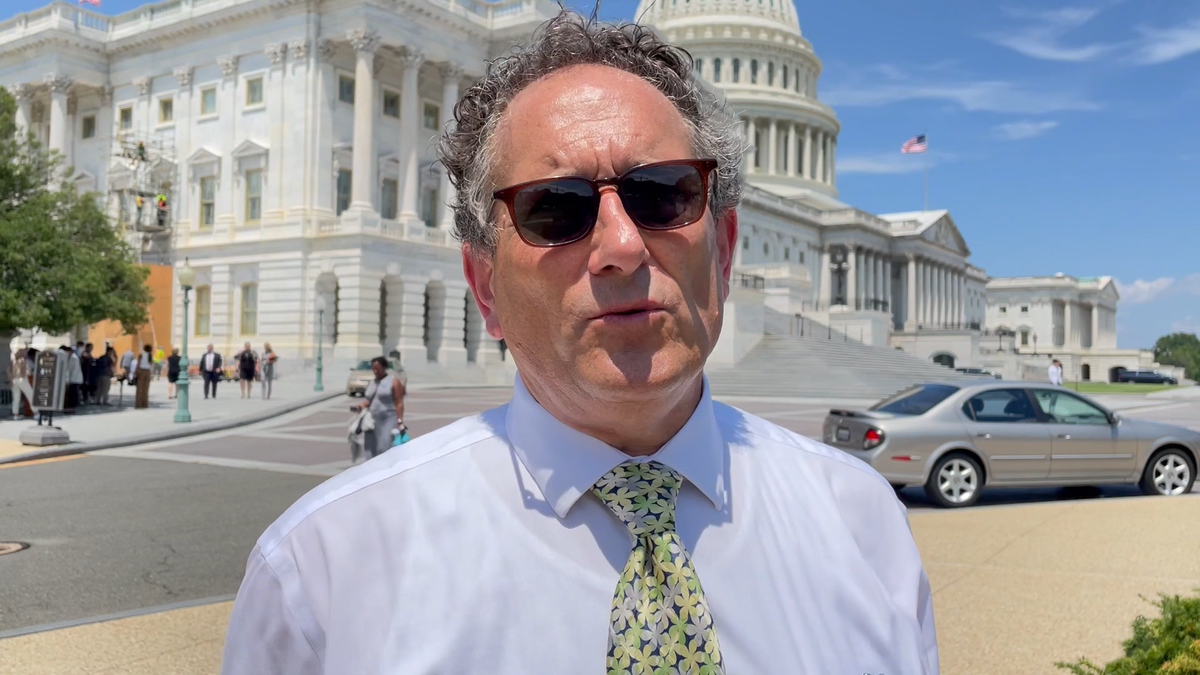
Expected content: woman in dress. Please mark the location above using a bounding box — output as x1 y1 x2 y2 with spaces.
260 343 278 400
167 347 181 399
135 344 153 409
236 342 257 400
357 356 406 459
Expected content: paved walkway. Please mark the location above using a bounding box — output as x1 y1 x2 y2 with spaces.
3 491 1197 674
0 372 336 462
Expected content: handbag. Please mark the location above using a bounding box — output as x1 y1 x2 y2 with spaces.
391 422 411 447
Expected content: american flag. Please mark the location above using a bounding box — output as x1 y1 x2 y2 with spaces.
901 134 927 154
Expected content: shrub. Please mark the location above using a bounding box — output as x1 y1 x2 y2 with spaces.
1056 592 1200 675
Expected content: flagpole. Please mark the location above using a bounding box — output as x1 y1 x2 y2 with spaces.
923 131 929 211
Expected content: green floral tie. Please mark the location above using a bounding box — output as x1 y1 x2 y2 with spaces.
591 460 725 675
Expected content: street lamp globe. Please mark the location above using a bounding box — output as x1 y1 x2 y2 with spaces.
177 257 195 290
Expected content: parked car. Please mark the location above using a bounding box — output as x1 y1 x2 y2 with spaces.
954 367 1002 379
1116 369 1178 385
822 382 1198 508
346 361 375 396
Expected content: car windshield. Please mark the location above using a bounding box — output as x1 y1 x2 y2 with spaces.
870 384 960 416
354 361 373 371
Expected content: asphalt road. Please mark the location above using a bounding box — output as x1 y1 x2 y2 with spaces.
2 387 1197 636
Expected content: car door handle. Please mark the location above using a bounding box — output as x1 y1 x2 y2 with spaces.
976 433 991 439
1057 434 1071 440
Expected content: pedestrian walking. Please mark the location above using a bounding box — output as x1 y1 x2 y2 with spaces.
353 356 406 459
153 346 165 381
96 345 116 406
221 14 938 675
134 344 153 409
260 343 277 400
1048 359 1064 386
200 344 223 399
64 345 83 413
167 347 181 399
236 343 257 400
80 343 95 405
8 347 29 418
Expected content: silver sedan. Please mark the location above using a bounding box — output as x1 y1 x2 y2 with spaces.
822 382 1199 508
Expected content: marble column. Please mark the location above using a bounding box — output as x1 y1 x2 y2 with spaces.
905 256 917 329
921 261 931 325
173 67 193 229
133 76 151 138
815 131 825 184
846 247 857 308
830 136 837 186
766 119 777 174
438 280 470 364
398 48 425 224
437 63 462 231
803 125 812 180
285 40 311 219
875 255 884 309
265 43 287 220
882 258 890 313
217 56 238 231
786 123 796 176
1062 300 1073 348
1090 304 1099 350
819 245 832 307
396 273 428 367
348 30 379 212
11 83 33 132
746 118 757 172
936 265 945 326
858 251 869 307
45 73 71 159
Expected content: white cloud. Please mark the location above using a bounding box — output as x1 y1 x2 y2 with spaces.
1131 18 1200 64
822 70 1101 114
994 120 1060 140
986 6 1114 62
837 153 931 175
1116 277 1175 304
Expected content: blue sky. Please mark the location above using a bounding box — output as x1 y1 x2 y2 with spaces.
8 0 1199 348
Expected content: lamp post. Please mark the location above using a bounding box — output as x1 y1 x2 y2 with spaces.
314 295 325 392
174 258 195 423
1033 332 1039 356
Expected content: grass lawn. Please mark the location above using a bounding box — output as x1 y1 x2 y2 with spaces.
1066 381 1181 395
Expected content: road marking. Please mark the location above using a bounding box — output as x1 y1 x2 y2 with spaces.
0 593 236 640
0 455 84 471
92 447 344 476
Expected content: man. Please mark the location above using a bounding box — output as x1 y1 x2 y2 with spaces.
200 344 223 399
153 346 165 381
222 13 937 675
80 342 95 404
120 345 136 384
1048 359 1064 386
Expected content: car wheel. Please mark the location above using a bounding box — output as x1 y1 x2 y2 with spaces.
925 453 983 508
1139 448 1196 497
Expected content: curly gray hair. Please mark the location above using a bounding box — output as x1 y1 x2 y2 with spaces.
437 10 746 256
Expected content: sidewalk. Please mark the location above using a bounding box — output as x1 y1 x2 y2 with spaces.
0 372 339 464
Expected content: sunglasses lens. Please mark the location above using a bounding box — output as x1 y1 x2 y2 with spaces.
511 179 599 246
618 163 708 230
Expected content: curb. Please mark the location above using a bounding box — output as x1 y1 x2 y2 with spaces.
0 391 343 466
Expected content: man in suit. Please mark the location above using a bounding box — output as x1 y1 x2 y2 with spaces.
201 344 223 399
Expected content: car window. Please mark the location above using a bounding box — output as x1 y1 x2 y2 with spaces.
355 361 373 370
870 384 959 416
964 389 1039 423
1032 390 1110 425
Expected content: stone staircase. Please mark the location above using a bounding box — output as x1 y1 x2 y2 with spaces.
706 309 983 400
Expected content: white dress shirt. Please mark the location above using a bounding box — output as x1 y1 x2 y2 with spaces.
221 374 938 675
204 352 216 372
1048 364 1063 385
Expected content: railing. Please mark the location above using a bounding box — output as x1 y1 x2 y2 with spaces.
854 299 890 312
780 313 867 345
907 321 982 332
734 272 765 289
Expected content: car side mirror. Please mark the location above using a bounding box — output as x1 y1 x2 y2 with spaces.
1109 412 1121 425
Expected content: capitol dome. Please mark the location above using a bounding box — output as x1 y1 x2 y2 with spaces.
637 0 841 201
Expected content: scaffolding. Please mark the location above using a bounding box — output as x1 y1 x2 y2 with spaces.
111 130 177 265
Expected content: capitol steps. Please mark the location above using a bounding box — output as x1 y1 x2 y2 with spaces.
706 309 983 400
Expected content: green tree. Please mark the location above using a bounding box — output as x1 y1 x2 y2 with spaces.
1153 333 1200 380
1057 592 1200 675
0 86 150 336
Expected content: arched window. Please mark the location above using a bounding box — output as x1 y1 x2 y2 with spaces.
782 65 789 89
712 58 722 83
763 242 769 256
732 58 741 83
750 59 759 84
767 62 775 86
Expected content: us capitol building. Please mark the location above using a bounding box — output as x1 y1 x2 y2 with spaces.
0 0 1182 387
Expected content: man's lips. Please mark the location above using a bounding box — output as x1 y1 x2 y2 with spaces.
590 302 667 320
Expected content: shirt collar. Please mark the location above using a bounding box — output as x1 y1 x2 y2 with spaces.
507 372 727 520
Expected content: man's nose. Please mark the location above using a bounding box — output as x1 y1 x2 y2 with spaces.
587 186 650 276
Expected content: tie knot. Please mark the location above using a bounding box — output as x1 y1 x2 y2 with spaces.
591 461 681 538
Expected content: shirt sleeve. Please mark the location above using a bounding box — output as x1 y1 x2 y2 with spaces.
221 546 321 675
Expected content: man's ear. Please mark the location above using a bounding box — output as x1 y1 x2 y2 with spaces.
463 244 504 340
714 208 739 301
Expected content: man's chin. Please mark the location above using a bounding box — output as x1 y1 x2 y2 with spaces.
578 351 701 397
